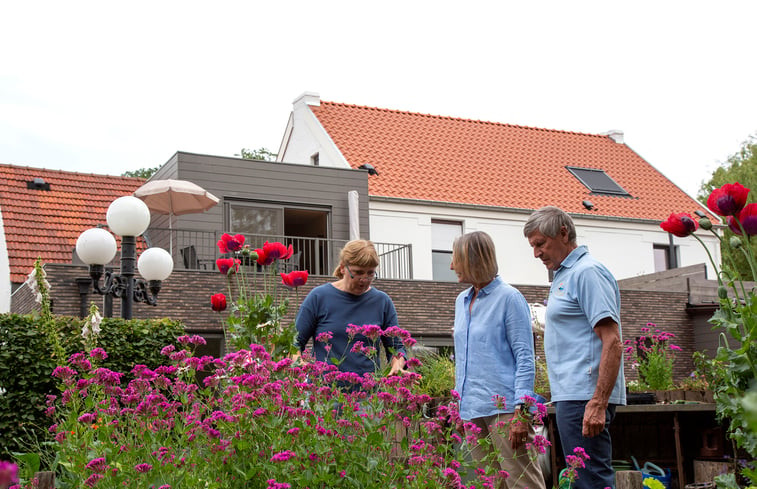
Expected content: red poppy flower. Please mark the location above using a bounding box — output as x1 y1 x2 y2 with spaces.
254 247 274 266
660 212 699 237
217 233 245 253
210 293 227 312
216 258 241 275
280 270 309 288
728 203 757 236
706 182 750 217
262 241 294 260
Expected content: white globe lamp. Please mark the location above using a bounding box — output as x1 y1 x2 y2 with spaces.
106 196 151 237
138 247 174 281
76 228 117 265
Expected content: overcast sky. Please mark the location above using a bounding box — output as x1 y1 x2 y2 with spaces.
1 1 755 199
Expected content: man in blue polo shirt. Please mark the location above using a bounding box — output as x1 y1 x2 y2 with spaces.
524 206 625 489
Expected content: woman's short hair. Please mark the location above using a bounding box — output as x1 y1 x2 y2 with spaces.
452 231 498 284
523 206 577 243
333 239 380 278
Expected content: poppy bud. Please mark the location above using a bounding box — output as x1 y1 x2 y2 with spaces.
717 286 728 300
730 236 743 249
698 217 712 230
210 293 227 312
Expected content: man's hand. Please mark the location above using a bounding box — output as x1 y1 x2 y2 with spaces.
582 398 606 437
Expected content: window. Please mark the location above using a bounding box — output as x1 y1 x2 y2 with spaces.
653 244 677 272
566 166 630 196
311 153 319 166
432 220 462 281
225 200 331 274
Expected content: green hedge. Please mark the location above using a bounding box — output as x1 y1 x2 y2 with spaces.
0 314 184 460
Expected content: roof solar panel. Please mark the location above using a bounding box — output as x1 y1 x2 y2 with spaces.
566 166 630 196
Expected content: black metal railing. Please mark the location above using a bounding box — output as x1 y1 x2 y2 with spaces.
142 228 413 280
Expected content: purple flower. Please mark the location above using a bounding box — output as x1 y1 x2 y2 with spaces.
0 461 19 486
89 348 108 361
84 473 103 487
269 450 296 462
134 463 152 473
86 458 107 473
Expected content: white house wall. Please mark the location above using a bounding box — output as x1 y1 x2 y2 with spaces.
369 200 721 285
0 206 11 312
278 95 350 170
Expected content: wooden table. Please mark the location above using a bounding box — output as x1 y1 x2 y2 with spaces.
545 403 719 489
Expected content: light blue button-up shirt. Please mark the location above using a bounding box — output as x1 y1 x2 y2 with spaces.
453 276 536 420
545 245 626 404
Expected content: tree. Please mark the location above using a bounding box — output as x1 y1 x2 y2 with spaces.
122 167 159 179
237 147 277 161
698 135 757 201
698 135 757 280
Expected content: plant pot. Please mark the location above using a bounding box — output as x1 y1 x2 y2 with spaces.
626 392 656 404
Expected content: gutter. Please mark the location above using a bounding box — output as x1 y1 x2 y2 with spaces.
368 195 718 228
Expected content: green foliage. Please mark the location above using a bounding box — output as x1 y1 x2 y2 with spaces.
121 167 159 179
44 338 541 489
699 135 757 201
624 325 678 391
215 244 301 359
414 351 455 399
685 184 757 482
236 147 277 161
698 135 757 280
0 313 183 461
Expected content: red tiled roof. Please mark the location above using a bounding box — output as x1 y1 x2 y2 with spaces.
0 164 144 283
310 101 712 222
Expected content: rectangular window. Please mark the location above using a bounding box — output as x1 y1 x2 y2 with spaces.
566 166 630 196
228 203 284 235
653 244 677 272
432 220 462 281
311 153 319 166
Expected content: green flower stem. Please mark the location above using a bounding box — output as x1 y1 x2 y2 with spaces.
703 229 748 306
692 233 724 287
734 218 757 281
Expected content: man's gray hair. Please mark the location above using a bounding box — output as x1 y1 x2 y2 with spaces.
523 206 577 243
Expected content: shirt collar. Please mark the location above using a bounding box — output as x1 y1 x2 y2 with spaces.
465 275 501 300
556 245 588 271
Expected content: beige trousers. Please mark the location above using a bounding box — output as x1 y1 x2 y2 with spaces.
466 412 546 489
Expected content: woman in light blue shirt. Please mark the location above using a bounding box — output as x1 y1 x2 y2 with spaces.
451 231 544 489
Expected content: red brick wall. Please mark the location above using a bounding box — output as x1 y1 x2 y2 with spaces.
16 264 696 382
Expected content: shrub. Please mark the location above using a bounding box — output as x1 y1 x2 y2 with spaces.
0 313 183 461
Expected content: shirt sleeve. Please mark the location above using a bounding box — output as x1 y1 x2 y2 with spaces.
575 266 620 328
380 295 406 361
504 291 536 405
295 290 318 351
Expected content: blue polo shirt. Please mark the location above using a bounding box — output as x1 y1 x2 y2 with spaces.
544 246 626 404
453 276 536 420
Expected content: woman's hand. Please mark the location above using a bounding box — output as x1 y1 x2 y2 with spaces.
387 355 406 376
508 415 529 450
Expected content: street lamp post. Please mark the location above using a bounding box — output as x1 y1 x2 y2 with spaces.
76 196 173 319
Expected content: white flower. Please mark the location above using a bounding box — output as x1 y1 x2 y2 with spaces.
82 308 103 339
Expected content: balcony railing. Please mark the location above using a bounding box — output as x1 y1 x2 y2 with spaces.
143 228 413 280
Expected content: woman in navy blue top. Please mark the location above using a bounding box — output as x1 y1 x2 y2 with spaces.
295 240 406 378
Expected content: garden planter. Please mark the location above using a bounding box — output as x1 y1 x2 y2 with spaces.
653 389 714 404
626 392 656 404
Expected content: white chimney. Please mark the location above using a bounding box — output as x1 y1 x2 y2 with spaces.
603 129 624 144
293 91 321 109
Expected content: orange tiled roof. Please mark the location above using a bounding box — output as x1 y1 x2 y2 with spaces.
310 101 712 222
0 164 144 283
